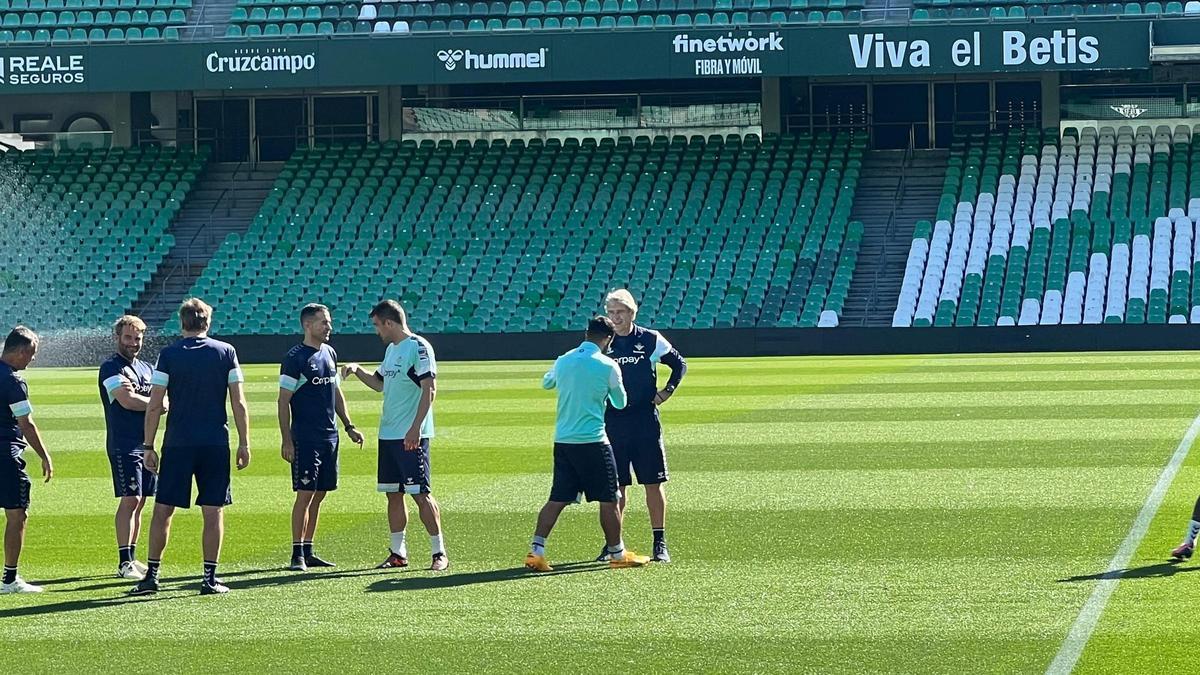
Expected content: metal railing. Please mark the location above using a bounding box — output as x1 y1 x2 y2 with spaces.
134 127 219 154
863 124 916 323
399 91 761 135
0 131 114 153
252 122 381 160
134 159 244 318
783 110 1040 148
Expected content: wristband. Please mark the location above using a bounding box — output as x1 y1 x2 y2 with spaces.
138 443 154 452
345 424 357 432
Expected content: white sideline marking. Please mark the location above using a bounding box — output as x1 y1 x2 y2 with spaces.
1045 410 1200 675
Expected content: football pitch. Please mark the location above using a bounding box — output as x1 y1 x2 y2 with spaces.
4 352 1200 673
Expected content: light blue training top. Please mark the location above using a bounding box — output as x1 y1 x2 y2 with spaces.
542 341 627 444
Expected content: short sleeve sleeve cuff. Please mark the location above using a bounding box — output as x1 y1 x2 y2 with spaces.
9 400 32 418
228 368 245 385
102 374 124 394
651 333 673 362
102 374 124 403
150 370 169 387
279 374 301 392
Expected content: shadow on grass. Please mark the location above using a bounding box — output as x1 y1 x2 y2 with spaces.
366 560 605 592
36 575 112 587
0 563 606 616
1058 560 1200 583
0 592 182 618
62 566 393 593
225 567 399 591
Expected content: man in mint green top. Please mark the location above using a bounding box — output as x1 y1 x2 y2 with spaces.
342 300 448 572
541 328 627 444
524 316 650 572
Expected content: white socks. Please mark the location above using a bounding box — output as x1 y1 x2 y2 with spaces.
530 535 547 556
390 531 407 558
392 531 446 557
606 542 626 561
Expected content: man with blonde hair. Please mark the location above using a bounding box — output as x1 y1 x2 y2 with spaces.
131 298 251 596
98 314 163 580
601 289 687 563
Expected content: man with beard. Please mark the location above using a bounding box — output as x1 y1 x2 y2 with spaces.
98 315 164 580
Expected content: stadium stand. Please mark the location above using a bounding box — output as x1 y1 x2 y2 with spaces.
183 133 864 334
911 2 1199 19
893 124 1200 327
0 0 188 43
0 146 207 330
219 0 1200 36
224 0 865 36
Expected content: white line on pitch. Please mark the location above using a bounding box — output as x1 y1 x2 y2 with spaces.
1045 410 1200 675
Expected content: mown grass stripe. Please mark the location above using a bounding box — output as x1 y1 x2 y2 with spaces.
1047 410 1200 675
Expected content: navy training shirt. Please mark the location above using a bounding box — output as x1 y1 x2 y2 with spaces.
279 342 339 445
99 353 154 453
152 336 244 448
605 324 687 416
0 360 31 447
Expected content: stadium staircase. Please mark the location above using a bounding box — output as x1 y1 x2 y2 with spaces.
893 124 1200 327
841 149 945 326
190 0 238 34
184 133 867 335
132 161 280 329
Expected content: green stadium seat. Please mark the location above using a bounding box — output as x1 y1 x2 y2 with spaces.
185 134 861 334
0 147 208 330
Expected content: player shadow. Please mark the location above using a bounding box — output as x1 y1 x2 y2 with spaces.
35 574 113 588
0 592 182 619
365 561 605 593
1057 560 1200 583
60 566 391 593
224 567 398 591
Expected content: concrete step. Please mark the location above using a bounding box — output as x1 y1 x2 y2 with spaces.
130 161 281 325
841 148 948 327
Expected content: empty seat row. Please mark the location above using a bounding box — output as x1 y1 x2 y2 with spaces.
913 1 1200 16
350 0 857 16
355 8 853 27
0 23 178 38
1 8 185 24
0 0 188 8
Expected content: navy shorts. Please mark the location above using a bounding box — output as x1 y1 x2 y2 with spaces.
377 438 430 495
155 445 232 508
0 444 31 510
608 411 669 486
293 439 339 492
109 446 157 498
549 442 620 504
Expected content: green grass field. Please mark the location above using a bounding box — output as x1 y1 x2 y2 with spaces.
3 352 1200 673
